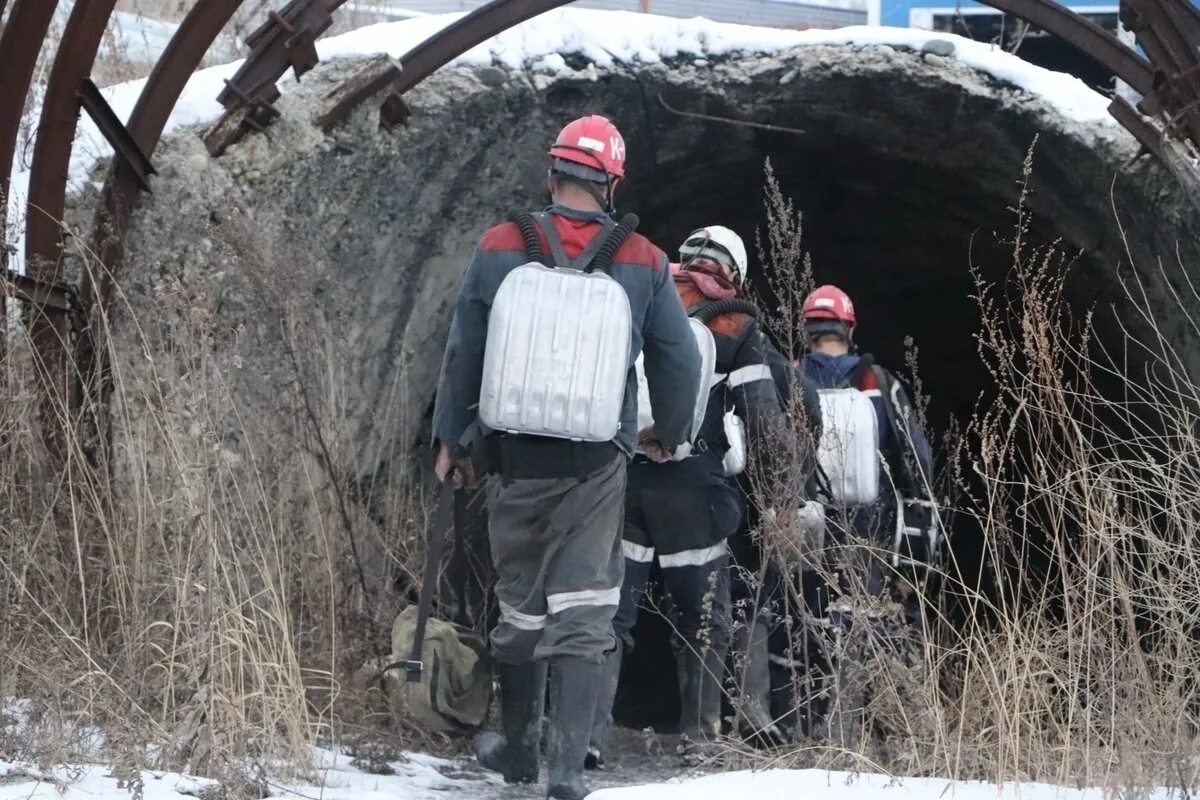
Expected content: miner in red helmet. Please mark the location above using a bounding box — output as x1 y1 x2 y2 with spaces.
800 282 931 544
432 115 700 799
776 284 934 740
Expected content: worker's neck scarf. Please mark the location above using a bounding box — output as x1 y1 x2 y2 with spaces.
674 266 738 301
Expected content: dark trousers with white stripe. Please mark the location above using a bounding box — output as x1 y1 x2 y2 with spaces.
485 453 627 665
612 479 741 656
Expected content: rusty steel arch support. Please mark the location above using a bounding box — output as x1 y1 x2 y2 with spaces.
79 0 251 435
987 0 1154 92
0 0 61 269
20 0 122 442
0 0 62 450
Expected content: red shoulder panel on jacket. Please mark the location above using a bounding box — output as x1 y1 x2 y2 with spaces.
479 221 527 252
613 231 664 269
859 367 882 391
709 312 752 339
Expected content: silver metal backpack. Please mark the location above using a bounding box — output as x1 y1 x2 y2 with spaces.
479 212 637 442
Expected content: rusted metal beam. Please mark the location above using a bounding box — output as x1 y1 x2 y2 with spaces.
78 79 157 193
388 0 573 99
1124 0 1200 143
204 0 349 156
83 0 250 432
0 0 62 272
90 0 249 295
981 0 1155 95
25 0 120 283
1110 95 1166 160
4 271 76 315
318 54 403 130
21 0 119 448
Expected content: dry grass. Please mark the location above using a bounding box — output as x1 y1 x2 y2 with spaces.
0 219 435 787
714 154 1200 790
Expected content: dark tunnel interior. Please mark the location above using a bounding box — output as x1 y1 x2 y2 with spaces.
574 58 1193 730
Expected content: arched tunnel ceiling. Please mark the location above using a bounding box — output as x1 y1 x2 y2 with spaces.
100 44 1200 483
3 0 1200 453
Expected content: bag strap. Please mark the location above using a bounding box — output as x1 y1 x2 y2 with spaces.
838 353 876 389
533 212 614 272
871 366 923 496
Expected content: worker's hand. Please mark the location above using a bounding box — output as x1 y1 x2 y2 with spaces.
797 500 826 540
435 441 476 489
636 430 670 464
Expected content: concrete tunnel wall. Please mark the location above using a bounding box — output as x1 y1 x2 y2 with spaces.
100 43 1200 719
109 41 1200 476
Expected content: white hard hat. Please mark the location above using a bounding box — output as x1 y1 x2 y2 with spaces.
679 225 749 285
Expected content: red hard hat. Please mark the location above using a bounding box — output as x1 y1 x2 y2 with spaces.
547 115 626 180
802 285 856 326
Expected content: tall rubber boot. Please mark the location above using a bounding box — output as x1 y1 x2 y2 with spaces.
735 618 787 747
475 661 548 784
546 657 603 800
586 641 623 770
677 641 728 763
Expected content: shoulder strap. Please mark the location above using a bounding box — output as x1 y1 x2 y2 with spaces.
533 212 570 268
872 366 922 495
533 212 615 271
838 353 876 389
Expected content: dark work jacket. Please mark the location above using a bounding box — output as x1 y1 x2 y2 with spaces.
432 205 701 457
632 282 790 490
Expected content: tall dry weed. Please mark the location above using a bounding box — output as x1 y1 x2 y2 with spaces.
724 153 1200 789
0 219 432 787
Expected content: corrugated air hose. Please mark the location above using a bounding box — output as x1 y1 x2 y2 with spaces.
691 297 760 323
588 213 640 274
509 211 544 263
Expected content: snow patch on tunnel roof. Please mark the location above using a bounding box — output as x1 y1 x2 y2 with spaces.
6 7 1119 274
312 9 1114 124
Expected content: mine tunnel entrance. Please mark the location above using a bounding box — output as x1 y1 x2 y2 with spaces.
116 41 1199 735
563 54 1190 730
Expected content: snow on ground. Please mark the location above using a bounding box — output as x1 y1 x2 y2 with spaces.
0 749 498 800
0 755 1185 800
590 768 1180 800
5 6 1117 273
102 12 181 65
0 762 215 800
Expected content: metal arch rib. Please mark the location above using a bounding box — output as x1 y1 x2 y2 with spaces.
25 0 121 284
79 0 249 419
389 0 574 96
0 0 62 272
978 0 1155 95
89 0 248 291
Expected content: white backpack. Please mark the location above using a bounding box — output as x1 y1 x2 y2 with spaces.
479 214 634 442
634 318 717 449
816 365 881 506
634 300 754 476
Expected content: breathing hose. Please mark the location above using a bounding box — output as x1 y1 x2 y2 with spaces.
588 213 640 274
509 211 544 262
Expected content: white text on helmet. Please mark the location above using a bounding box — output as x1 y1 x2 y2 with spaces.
576 136 605 153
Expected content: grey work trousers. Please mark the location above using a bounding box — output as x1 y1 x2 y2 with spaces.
485 453 626 665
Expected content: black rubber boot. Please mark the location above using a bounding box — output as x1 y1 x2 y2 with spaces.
546 657 603 800
475 661 548 784
585 641 623 770
677 641 728 763
735 618 788 747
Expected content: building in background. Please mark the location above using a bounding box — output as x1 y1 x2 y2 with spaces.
339 0 867 31
870 0 1132 91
